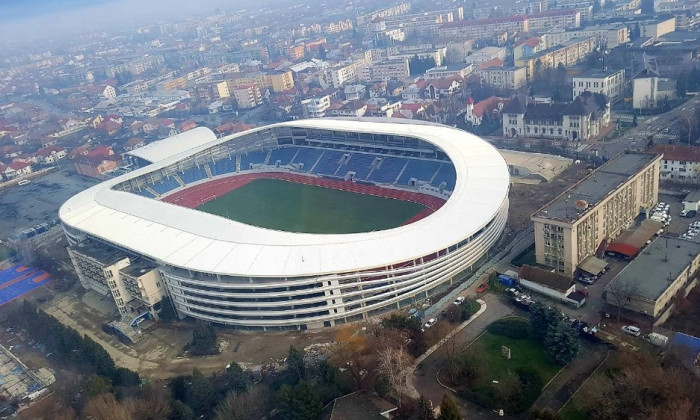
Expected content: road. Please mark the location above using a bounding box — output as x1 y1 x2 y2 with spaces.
585 94 700 160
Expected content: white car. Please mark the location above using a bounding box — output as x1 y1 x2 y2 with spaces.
692 222 700 229
453 296 465 305
681 209 690 217
621 325 641 337
424 318 437 329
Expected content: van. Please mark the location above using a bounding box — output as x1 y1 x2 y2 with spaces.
643 332 669 347
621 325 641 336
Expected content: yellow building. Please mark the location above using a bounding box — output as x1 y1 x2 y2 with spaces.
531 152 661 277
226 71 294 93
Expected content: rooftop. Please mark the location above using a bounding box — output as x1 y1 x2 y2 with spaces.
573 68 625 79
519 264 573 292
534 152 660 222
606 236 700 301
120 259 158 278
651 144 700 163
70 243 128 266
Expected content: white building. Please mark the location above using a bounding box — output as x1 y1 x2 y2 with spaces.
344 85 367 101
650 144 700 183
359 59 410 82
467 46 507 65
301 95 332 118
232 85 263 109
641 17 676 40
481 67 527 90
541 24 630 49
425 64 474 79
573 69 625 102
633 76 677 109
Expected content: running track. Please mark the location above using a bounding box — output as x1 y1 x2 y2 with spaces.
161 172 446 224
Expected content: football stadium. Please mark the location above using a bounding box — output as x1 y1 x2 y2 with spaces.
60 119 509 330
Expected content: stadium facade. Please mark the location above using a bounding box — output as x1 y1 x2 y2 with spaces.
60 119 509 331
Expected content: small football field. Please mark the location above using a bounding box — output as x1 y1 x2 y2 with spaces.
196 178 426 234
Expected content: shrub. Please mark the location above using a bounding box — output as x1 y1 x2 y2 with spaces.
487 318 529 339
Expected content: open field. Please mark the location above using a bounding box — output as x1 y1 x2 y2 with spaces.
196 178 426 234
478 331 561 383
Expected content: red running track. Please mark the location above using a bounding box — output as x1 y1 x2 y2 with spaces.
161 172 446 223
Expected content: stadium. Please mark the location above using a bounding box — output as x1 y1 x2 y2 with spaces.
60 119 509 330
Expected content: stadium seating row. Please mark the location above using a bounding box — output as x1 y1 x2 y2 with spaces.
139 146 457 196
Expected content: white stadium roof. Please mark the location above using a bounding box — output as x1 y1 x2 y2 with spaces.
60 119 509 278
125 127 217 163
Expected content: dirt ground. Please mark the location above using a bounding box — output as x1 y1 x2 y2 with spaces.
507 163 592 232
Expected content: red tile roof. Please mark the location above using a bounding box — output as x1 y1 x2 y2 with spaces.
650 144 700 163
477 58 504 70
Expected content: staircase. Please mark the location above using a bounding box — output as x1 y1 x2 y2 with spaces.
203 163 213 178
429 165 442 184
235 154 241 172
310 151 325 173
264 150 273 165
173 174 185 187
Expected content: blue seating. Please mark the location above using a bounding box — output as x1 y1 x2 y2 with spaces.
151 177 180 194
313 151 346 176
343 153 375 179
240 150 267 170
291 148 323 169
368 156 406 183
134 189 155 198
180 167 207 184
211 158 237 176
433 164 457 190
269 148 297 166
398 160 441 185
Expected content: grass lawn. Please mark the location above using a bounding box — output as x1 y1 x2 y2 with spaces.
478 331 561 383
559 402 588 420
196 179 426 234
0 243 15 262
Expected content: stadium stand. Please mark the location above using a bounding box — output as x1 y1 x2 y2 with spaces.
344 153 375 180
269 148 298 166
368 156 406 183
180 167 208 184
433 164 458 189
290 148 324 170
151 177 180 195
240 150 268 170
398 160 442 185
313 150 346 176
211 157 237 176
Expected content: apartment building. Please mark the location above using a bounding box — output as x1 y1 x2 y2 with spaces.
439 15 529 40
641 17 676 40
531 152 661 276
156 76 187 91
227 71 294 92
541 24 629 49
356 2 411 25
425 64 474 79
301 95 332 118
527 9 581 31
320 58 368 89
468 46 507 65
67 244 166 320
517 36 596 78
650 144 700 182
359 59 410 82
105 55 165 78
481 66 528 90
231 84 263 109
573 69 625 102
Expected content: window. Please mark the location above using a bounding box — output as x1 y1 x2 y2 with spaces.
105 270 113 278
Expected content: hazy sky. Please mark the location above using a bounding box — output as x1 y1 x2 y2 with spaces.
0 0 258 46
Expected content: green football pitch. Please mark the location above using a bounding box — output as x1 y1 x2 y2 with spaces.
196 179 426 234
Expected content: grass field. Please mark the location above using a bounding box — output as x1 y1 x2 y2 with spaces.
196 179 426 234
478 330 561 382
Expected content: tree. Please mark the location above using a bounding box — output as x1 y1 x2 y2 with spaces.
170 399 196 420
226 362 249 394
604 277 641 323
377 346 412 406
416 395 435 420
82 393 132 420
158 296 178 321
186 369 218 417
277 380 322 420
329 325 372 389
529 302 560 342
187 320 218 356
286 345 306 381
453 344 487 387
437 394 462 420
543 321 580 365
83 374 113 398
214 386 268 420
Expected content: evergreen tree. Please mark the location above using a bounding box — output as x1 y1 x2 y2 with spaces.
188 320 218 356
83 374 113 398
528 303 559 343
544 322 581 365
437 394 462 420
186 369 218 418
158 296 178 321
286 345 306 381
226 362 249 394
278 380 322 420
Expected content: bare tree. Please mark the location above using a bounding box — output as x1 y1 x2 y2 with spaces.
214 386 269 420
82 394 132 420
377 346 412 406
605 277 641 323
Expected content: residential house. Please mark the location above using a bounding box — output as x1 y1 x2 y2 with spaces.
35 146 67 164
123 138 146 152
502 91 610 140
180 121 197 132
650 144 700 183
481 67 528 90
464 96 509 126
399 102 426 119
401 83 423 100
369 83 387 98
344 85 367 101
0 161 32 179
513 37 544 62
423 77 462 100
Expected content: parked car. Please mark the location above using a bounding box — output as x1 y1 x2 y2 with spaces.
424 318 437 329
453 296 465 305
577 276 595 285
644 332 669 347
681 209 690 217
476 283 488 293
688 210 697 218
621 325 641 337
